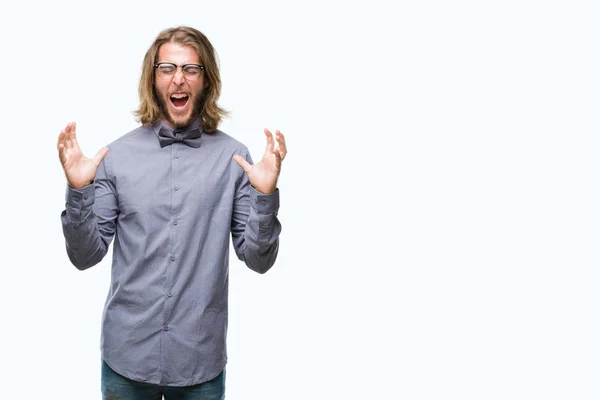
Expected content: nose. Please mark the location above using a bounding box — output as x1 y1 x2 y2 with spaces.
172 68 185 85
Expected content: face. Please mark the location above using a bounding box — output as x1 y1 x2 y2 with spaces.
155 42 208 129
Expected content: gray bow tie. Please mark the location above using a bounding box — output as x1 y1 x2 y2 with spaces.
158 126 203 148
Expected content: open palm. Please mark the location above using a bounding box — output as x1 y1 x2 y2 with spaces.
233 128 287 194
57 122 109 189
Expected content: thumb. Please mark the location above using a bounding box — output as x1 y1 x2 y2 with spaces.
93 146 109 167
233 154 251 173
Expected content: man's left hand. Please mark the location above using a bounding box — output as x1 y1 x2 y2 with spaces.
233 128 287 194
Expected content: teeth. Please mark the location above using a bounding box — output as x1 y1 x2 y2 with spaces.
171 94 188 99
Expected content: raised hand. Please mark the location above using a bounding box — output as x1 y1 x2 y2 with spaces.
57 122 109 189
233 128 287 194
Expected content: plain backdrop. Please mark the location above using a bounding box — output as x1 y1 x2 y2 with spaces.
1 0 599 399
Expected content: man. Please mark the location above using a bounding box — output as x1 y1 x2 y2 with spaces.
58 26 286 399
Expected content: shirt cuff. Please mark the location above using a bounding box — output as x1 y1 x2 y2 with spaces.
65 182 95 209
250 187 279 214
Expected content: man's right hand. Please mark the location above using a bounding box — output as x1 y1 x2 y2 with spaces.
57 122 109 190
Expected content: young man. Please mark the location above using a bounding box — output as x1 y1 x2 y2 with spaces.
58 26 286 399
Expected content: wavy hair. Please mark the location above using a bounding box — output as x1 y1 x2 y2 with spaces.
134 26 227 132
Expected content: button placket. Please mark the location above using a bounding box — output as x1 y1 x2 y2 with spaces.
161 146 179 339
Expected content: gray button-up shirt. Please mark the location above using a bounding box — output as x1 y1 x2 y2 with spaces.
60 119 281 386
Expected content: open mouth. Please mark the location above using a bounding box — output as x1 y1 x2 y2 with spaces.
170 93 189 108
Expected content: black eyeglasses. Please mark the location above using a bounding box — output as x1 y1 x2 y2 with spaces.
154 62 205 81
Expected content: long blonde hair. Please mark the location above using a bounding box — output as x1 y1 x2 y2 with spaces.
134 26 227 132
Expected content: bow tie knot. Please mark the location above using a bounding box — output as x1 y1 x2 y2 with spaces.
158 126 203 148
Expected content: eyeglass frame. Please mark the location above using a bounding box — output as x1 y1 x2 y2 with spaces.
154 62 206 81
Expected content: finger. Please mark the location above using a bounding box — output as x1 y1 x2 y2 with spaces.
68 122 82 152
57 131 66 150
273 149 282 171
58 143 68 167
263 128 274 155
64 121 74 140
64 123 73 146
58 122 72 150
233 154 252 173
58 142 65 159
275 130 287 160
66 121 77 147
93 146 109 167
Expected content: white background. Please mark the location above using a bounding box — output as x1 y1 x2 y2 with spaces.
0 0 599 399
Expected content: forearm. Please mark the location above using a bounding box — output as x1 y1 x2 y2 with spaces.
60 183 114 270
234 188 282 274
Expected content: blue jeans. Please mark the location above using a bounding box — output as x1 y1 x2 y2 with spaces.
101 360 225 400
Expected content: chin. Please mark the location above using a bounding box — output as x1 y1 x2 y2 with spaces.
169 113 198 129
170 113 190 126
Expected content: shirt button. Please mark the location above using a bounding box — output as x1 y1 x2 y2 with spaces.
83 194 88 200
167 293 172 298
164 325 169 331
174 154 179 159
174 185 179 191
170 255 175 261
261 200 266 206
173 220 178 226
